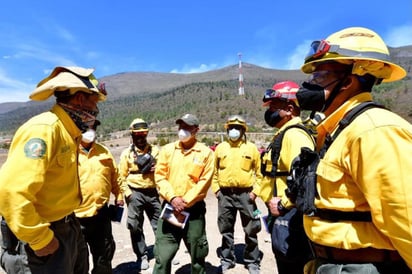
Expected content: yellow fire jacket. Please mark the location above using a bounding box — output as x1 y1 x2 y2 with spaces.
155 140 214 208
0 104 82 251
118 143 160 197
259 117 315 205
212 138 262 194
74 142 123 218
304 92 412 269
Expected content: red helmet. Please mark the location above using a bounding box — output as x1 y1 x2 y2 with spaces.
262 81 299 106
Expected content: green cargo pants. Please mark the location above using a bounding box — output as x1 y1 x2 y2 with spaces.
153 201 209 274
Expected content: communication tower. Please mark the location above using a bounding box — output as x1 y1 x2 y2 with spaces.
238 53 244 96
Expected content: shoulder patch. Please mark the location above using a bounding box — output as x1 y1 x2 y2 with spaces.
24 138 47 159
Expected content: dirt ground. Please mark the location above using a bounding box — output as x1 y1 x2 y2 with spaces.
0 140 279 274
106 190 278 274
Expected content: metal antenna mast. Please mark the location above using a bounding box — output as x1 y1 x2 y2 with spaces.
238 53 244 96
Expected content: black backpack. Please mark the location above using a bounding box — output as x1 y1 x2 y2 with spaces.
261 123 314 183
261 123 315 260
287 101 384 220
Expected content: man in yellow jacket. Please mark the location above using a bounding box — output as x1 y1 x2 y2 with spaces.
0 66 106 274
118 118 161 271
297 27 412 273
259 81 315 274
74 120 124 274
153 114 214 274
212 115 262 274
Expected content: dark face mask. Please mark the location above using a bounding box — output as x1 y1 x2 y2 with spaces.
132 135 147 149
296 82 326 111
264 109 282 127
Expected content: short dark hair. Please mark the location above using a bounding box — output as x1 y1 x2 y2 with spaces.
356 73 378 91
55 90 91 103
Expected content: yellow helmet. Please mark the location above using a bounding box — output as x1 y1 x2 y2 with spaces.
129 118 149 133
301 27 406 82
224 115 248 131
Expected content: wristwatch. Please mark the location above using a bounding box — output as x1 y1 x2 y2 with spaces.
277 200 287 216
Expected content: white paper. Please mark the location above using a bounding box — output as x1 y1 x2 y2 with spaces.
160 203 190 229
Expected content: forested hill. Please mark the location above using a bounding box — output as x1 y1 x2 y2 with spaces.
1 46 412 138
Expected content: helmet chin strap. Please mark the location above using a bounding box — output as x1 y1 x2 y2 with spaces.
323 74 349 112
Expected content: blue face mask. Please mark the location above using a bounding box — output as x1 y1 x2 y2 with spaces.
264 109 282 127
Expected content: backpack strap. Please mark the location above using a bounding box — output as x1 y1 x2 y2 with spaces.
262 123 314 178
314 101 384 221
320 101 385 158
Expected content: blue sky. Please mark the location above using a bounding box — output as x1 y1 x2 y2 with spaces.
1 1 411 103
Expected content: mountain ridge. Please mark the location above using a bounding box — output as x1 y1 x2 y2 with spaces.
1 46 412 138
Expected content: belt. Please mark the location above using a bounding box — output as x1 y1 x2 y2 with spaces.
220 187 253 195
312 243 402 263
51 213 75 226
129 186 157 194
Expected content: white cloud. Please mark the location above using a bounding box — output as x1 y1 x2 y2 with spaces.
170 63 220 74
15 43 76 66
384 24 412 47
286 40 312 70
54 25 76 43
0 69 33 103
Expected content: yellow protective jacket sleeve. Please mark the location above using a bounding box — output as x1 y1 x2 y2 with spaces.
304 93 412 269
0 104 82 251
212 139 262 195
74 142 123 218
118 143 159 197
258 117 314 204
155 140 214 208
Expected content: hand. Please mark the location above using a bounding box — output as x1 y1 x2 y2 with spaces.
170 196 186 213
249 192 257 201
34 236 59 257
268 197 282 217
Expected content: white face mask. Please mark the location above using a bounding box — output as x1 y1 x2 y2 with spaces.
178 129 192 143
82 129 96 143
228 128 241 141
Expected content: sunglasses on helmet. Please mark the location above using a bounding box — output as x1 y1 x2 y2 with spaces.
305 40 334 62
262 89 289 102
228 116 245 123
131 122 148 131
305 39 392 64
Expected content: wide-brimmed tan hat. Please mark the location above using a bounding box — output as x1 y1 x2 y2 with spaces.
29 66 106 101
